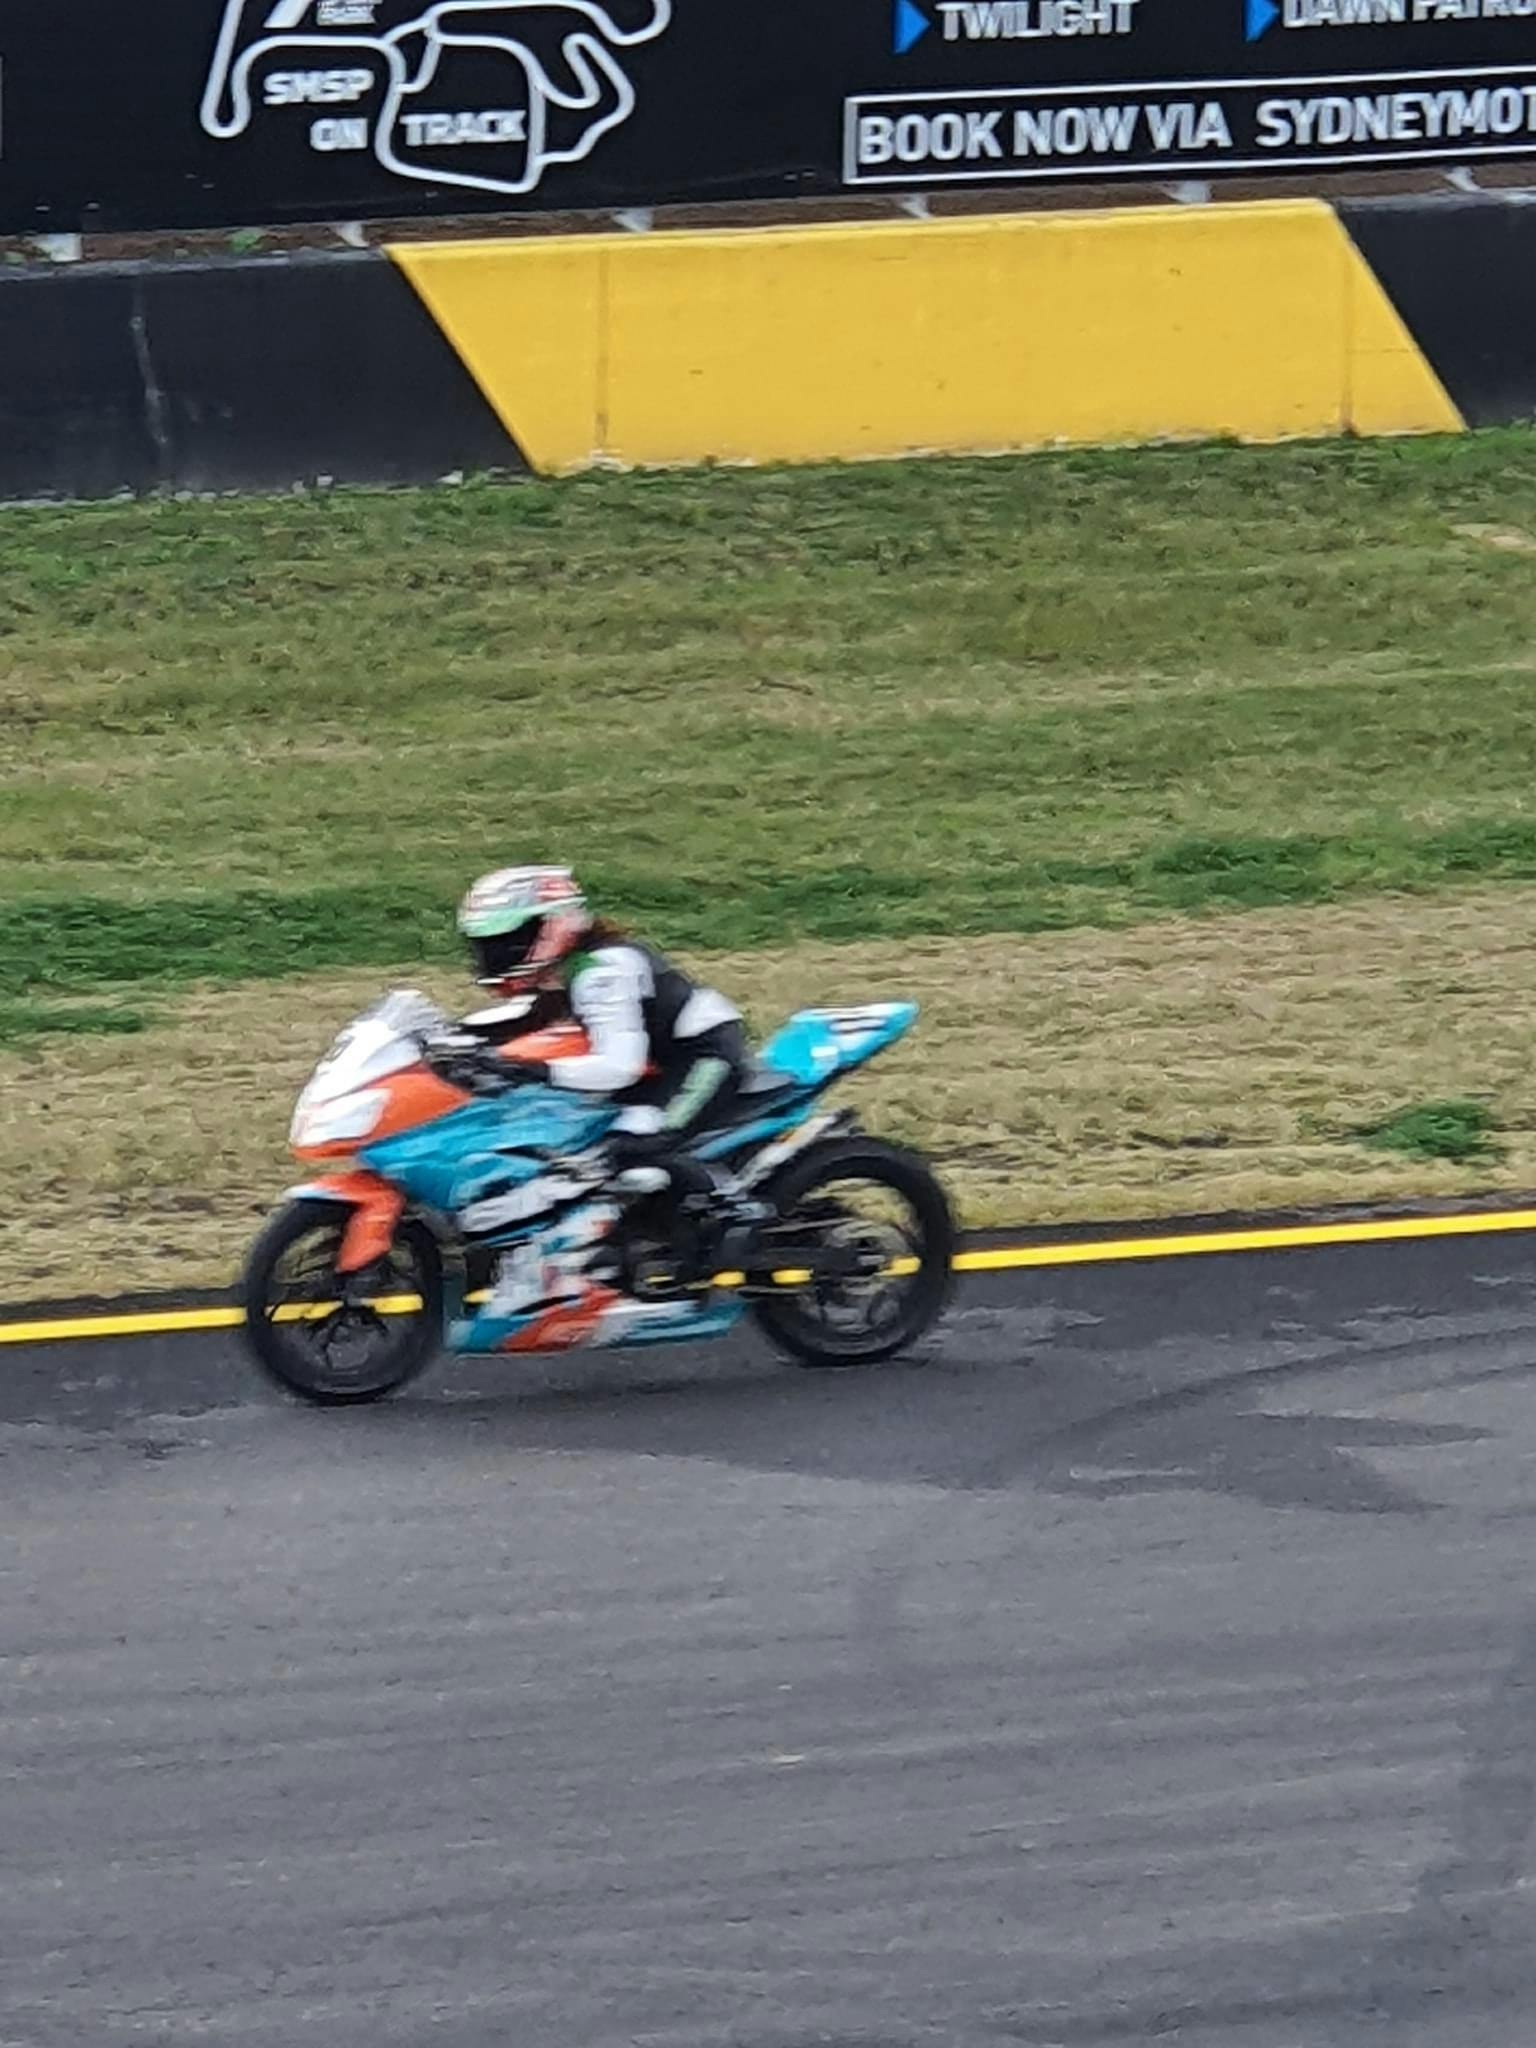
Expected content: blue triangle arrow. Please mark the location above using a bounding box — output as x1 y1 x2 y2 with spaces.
894 0 931 54
1245 0 1279 39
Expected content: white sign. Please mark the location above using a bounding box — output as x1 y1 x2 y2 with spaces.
934 1 1142 37
846 65 1536 180
201 0 673 196
1273 0 1536 25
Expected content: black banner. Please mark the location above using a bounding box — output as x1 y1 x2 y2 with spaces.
846 69 1536 185
1 1 1534 233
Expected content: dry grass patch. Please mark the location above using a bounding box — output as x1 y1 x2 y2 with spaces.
7 883 1536 1303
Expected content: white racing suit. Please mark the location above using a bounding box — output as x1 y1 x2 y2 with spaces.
463 941 752 1316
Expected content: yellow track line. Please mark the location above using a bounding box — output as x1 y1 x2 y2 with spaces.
957 1205 1536 1270
0 1305 250 1346
4 1205 1536 1350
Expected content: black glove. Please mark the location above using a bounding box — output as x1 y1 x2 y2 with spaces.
423 1035 549 1097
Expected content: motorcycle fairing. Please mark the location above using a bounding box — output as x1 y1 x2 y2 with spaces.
288 997 917 1355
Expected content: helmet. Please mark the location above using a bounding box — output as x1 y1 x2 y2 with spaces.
457 866 590 992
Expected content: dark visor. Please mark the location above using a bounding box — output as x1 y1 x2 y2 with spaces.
471 924 540 983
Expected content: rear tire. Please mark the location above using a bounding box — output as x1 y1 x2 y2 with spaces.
240 1199 442 1407
750 1138 954 1367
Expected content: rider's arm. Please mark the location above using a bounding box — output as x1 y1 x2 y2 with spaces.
458 990 564 1045
547 949 650 1094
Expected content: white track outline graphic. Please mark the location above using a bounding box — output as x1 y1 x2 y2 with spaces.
201 0 673 197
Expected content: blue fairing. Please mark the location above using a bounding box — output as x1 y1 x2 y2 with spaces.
693 1110 807 1163
358 1090 618 1219
695 1002 918 1163
340 999 918 1353
311 995 913 1351
358 1003 918 1212
759 1002 918 1087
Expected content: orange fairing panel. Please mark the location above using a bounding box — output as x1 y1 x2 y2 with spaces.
306 1171 407 1274
498 1284 621 1354
500 1023 588 1064
290 1065 473 1164
370 1068 474 1142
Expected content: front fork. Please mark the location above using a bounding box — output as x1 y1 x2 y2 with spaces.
294 1171 405 1274
286 1172 465 1324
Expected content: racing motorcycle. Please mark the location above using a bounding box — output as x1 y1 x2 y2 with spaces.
239 989 954 1404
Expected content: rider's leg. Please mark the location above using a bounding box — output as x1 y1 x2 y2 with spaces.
470 1149 611 1318
488 1030 756 1314
483 1191 620 1317
607 1034 770 1272
608 1030 747 1196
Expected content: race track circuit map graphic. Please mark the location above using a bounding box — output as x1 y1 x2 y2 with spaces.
200 0 673 196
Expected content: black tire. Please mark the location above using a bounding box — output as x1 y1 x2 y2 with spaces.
750 1137 955 1368
240 1198 442 1407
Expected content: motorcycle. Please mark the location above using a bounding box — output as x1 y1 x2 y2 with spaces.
239 988 955 1404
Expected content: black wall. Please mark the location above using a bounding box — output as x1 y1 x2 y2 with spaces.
0 254 521 501
1 193 1533 506
1 1 1533 233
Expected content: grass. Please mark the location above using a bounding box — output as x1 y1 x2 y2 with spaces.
8 432 1536 1297
7 435 1536 993
1359 1100 1501 1164
6 886 1536 1301
18 816 1536 996
0 1002 148 1047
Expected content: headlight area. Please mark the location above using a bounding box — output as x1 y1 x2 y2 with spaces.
289 1088 386 1151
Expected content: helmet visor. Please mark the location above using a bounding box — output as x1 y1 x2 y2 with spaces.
470 921 542 986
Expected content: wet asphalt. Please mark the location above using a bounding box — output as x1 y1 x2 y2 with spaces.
6 1234 1536 2044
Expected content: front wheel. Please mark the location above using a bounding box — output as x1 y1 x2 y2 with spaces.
750 1138 955 1367
240 1199 443 1406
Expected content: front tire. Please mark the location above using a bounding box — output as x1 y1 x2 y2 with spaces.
750 1138 955 1368
240 1199 442 1406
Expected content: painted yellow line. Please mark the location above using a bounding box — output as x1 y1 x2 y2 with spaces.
0 1305 249 1347
270 1294 425 1324
4 1206 1536 1350
955 1206 1536 1271
0 1296 425 1347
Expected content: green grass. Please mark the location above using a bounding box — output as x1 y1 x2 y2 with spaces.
16 815 1536 997
0 1001 148 1046
8 433 1536 993
1358 1100 1501 1164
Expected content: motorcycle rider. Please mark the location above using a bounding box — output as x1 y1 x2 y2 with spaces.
426 865 762 1314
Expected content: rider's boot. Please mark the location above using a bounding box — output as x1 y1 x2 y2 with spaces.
608 1144 769 1283
484 1196 621 1319
483 1241 543 1319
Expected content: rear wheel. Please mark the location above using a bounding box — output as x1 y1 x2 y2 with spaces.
750 1138 954 1367
240 1199 442 1406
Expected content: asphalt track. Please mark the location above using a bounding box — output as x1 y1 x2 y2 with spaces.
9 1231 1536 2045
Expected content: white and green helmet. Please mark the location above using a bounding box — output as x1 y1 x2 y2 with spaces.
457 866 590 988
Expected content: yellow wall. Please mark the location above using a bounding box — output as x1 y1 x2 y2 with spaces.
392 202 1462 477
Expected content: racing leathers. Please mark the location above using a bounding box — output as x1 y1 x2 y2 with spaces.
435 941 756 1309
465 940 748 1153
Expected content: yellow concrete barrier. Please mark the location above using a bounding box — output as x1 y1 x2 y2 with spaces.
391 202 1462 475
